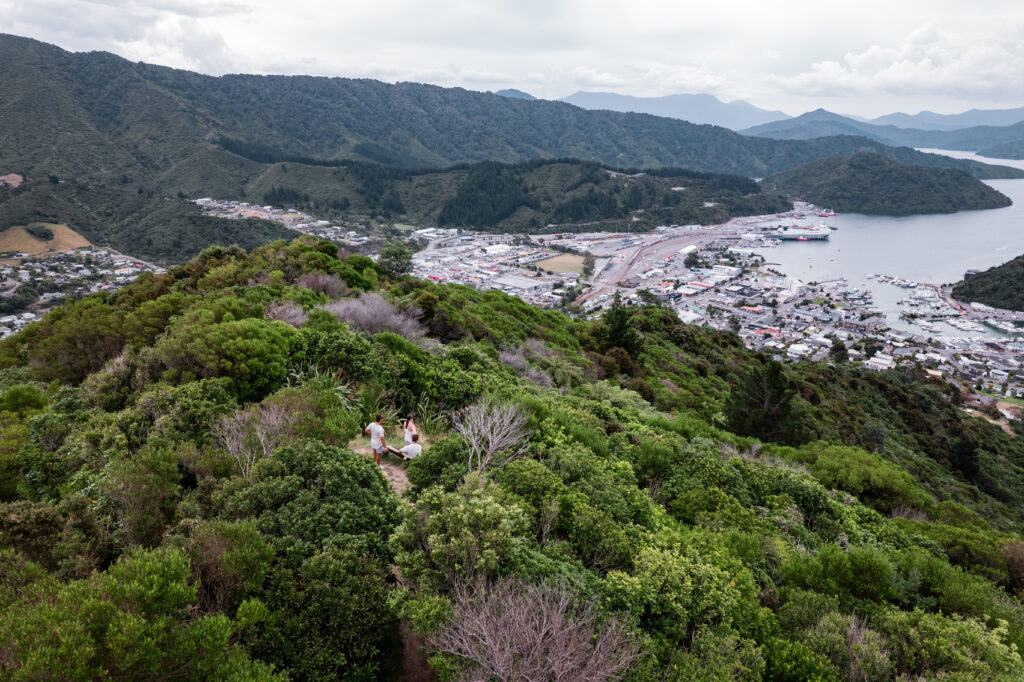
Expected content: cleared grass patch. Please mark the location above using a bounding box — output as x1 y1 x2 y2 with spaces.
0 223 91 256
536 253 584 274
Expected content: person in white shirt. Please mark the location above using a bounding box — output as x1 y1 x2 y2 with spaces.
400 433 422 459
403 414 417 445
364 414 386 467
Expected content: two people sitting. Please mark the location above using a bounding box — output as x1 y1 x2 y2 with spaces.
365 413 421 467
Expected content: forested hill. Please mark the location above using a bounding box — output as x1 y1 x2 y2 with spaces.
952 253 1024 311
1 33 1021 180
213 159 791 233
3 235 1024 679
761 152 1013 216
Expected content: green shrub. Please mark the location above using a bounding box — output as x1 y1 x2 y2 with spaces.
391 474 529 592
0 547 280 680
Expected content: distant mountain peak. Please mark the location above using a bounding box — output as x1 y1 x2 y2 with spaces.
495 88 537 100
558 91 789 130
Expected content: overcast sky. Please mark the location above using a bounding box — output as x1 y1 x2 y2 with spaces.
3 0 1023 118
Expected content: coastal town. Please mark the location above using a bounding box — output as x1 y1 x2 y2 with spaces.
0 247 162 338
189 197 1024 415
4 195 1018 421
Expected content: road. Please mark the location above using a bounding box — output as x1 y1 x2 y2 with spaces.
577 219 746 303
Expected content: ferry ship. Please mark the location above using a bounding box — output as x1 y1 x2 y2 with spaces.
773 224 830 241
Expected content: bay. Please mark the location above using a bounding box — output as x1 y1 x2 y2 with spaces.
760 150 1024 335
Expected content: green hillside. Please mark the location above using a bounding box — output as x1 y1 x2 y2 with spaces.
0 159 789 263
761 152 1012 215
3 33 1023 264
2 34 1020 180
2 236 1024 679
0 178 295 263
247 159 790 231
952 253 1024 311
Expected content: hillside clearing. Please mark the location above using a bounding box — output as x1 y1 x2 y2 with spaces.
0 223 91 256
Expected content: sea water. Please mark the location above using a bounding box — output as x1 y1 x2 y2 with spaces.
764 150 1024 334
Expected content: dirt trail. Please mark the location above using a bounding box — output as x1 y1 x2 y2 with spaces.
348 439 412 494
350 435 436 682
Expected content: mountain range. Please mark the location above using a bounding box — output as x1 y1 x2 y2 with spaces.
2 32 1024 264
870 107 1024 131
742 109 1024 159
558 91 789 130
2 34 1018 182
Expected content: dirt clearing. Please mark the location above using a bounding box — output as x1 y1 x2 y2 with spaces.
536 253 584 273
0 223 91 256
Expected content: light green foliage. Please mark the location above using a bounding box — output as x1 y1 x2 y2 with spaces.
0 547 280 680
802 612 893 682
666 627 767 681
606 545 759 644
143 378 239 443
391 473 530 592
785 442 933 513
406 436 471 493
874 608 1024 679
781 544 900 607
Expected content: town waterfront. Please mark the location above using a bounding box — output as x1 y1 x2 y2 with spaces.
765 150 1024 333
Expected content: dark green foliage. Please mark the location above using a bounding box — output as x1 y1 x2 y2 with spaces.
761 152 1013 215
249 547 394 680
262 185 309 206
216 441 397 566
725 360 804 443
437 162 538 226
0 384 46 416
23 224 53 241
0 181 295 265
153 317 300 402
952 252 1024 312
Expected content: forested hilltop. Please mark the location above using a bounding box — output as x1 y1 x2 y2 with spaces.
761 152 1013 216
231 159 791 233
953 253 1024 311
2 236 1024 680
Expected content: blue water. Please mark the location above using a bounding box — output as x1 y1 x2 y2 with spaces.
763 150 1024 333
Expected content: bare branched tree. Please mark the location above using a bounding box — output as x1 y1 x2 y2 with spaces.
216 402 298 477
499 345 553 387
297 273 349 299
453 397 532 474
264 301 308 328
431 578 639 682
324 292 425 339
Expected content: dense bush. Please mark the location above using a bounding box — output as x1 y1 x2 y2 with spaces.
0 237 1023 679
